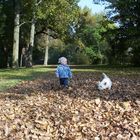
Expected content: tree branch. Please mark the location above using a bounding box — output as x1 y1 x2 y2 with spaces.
35 0 42 6
35 27 59 39
19 21 32 27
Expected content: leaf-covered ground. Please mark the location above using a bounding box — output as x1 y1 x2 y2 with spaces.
0 72 140 140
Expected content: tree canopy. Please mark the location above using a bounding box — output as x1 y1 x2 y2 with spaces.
93 0 140 65
0 0 139 68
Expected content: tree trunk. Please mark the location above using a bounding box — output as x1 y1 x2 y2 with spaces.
44 32 49 66
12 0 20 68
25 16 35 67
0 46 8 68
20 47 25 67
25 0 42 67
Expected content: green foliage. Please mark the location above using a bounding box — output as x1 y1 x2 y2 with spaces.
73 8 110 64
48 39 65 64
0 0 80 68
127 39 140 66
72 52 90 64
0 0 139 67
46 39 91 64
36 0 80 41
85 47 101 64
38 8 112 65
0 0 14 68
93 0 140 66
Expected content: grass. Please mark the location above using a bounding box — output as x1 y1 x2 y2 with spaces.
0 65 139 91
0 67 50 91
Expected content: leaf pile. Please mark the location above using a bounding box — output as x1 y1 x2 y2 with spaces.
0 72 140 139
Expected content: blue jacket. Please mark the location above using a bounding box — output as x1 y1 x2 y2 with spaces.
56 64 72 78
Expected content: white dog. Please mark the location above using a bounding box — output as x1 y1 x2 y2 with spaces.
97 73 112 90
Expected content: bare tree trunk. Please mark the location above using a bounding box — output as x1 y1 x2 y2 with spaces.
25 0 42 67
0 46 8 68
12 0 20 68
20 47 25 67
25 18 35 67
20 53 23 67
44 30 49 66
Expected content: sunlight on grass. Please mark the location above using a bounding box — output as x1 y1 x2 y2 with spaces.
0 79 20 91
0 67 49 91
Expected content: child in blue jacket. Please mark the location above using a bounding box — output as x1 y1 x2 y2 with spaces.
56 57 72 88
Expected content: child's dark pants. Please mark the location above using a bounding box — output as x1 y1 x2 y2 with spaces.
59 78 68 87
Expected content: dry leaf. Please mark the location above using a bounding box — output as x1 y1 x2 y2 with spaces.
0 72 139 139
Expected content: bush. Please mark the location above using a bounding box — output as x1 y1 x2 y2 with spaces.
131 46 140 66
72 52 91 65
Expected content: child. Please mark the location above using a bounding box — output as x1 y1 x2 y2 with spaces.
55 57 72 88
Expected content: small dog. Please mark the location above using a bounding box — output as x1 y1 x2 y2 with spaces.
97 73 112 90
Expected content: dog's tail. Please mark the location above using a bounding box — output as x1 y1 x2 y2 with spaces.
102 73 108 78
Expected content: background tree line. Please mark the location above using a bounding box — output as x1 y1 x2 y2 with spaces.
0 0 140 68
93 0 140 66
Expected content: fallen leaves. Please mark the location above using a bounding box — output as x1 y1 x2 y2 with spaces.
0 72 139 139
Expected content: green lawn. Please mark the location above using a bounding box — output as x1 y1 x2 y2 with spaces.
0 65 139 91
0 67 51 91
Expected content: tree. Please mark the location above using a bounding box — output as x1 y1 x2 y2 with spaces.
44 29 49 66
0 0 14 68
35 0 80 40
24 0 42 67
73 8 109 64
21 0 80 67
34 0 80 65
93 0 140 65
12 0 20 68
